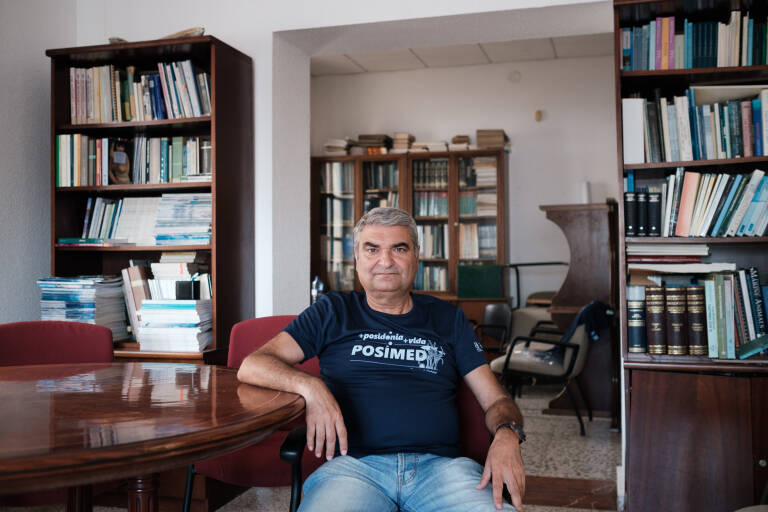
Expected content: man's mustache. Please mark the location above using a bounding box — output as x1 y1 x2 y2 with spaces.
372 268 400 275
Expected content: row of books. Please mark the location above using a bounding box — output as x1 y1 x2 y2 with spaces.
459 157 498 187
620 11 764 72
319 232 354 262
627 267 768 359
413 191 449 217
414 262 448 292
622 85 768 165
625 169 768 237
459 190 498 216
37 276 129 341
320 197 354 226
363 161 398 190
459 223 497 259
321 131 507 156
320 162 354 195
413 159 449 188
69 60 211 124
417 224 449 259
58 193 212 247
324 261 355 291
55 134 211 187
363 192 399 212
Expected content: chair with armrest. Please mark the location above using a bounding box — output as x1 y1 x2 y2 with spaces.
489 301 613 436
473 302 513 358
183 316 326 512
0 320 114 507
279 377 492 512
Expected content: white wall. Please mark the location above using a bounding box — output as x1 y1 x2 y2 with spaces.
70 0 612 316
0 0 76 322
311 56 618 302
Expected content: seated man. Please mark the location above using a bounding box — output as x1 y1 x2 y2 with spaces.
238 207 526 511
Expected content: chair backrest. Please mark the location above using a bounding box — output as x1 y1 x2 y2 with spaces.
481 302 512 345
0 321 113 366
559 301 613 378
228 316 319 377
228 316 490 463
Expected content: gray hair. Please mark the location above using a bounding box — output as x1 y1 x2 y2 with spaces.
353 207 419 258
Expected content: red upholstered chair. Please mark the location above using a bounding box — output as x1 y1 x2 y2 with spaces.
183 315 326 510
0 320 114 506
0 320 113 367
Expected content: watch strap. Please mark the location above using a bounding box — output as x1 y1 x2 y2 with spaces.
495 421 526 443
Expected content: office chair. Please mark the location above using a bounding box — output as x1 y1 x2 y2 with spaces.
474 302 513 356
489 301 613 436
183 316 325 512
0 320 114 507
279 378 491 512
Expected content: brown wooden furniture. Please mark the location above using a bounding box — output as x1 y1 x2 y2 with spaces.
0 362 304 512
310 149 506 305
613 1 768 509
45 37 254 362
539 202 619 422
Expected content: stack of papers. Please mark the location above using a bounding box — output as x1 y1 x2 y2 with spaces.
138 299 213 352
153 193 212 246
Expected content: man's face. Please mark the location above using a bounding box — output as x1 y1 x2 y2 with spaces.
355 224 419 296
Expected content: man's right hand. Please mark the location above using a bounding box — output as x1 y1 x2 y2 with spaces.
304 377 348 460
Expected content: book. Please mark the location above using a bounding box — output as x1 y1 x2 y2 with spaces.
647 192 662 236
724 169 765 235
627 285 647 353
747 267 767 335
645 286 666 354
736 333 768 359
686 285 707 355
624 192 637 236
674 171 701 236
665 286 688 355
637 191 648 236
622 98 646 164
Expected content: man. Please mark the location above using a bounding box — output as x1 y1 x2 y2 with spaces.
238 207 526 511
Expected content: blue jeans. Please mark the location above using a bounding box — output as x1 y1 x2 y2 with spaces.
298 453 518 512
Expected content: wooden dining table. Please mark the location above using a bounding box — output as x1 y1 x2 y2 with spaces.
0 362 305 511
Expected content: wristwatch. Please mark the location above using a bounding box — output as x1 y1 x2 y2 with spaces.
495 421 526 443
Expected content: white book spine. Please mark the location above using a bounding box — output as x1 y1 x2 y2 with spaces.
675 96 693 161
662 173 676 237
725 170 765 236
660 97 671 162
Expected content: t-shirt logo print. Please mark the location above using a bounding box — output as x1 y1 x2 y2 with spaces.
350 331 445 374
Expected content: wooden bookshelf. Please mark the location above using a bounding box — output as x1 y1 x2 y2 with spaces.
310 149 506 299
613 1 768 509
46 36 254 362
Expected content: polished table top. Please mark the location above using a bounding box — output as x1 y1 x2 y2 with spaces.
0 362 304 494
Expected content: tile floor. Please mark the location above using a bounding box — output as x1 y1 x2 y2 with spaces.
0 384 621 512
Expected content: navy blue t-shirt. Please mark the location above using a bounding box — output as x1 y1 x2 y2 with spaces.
284 291 487 458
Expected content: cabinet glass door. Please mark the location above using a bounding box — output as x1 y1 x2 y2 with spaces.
458 156 498 262
320 161 355 291
362 159 399 212
412 158 449 292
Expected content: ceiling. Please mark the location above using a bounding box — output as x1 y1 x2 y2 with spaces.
310 33 613 76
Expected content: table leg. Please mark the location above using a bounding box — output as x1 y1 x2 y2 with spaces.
66 485 93 512
128 474 159 512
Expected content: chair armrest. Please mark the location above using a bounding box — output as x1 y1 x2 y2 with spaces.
474 323 508 352
529 327 564 337
280 425 307 464
533 320 556 329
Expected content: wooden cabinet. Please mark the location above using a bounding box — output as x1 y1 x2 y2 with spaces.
613 1 768 508
45 36 254 362
310 149 506 300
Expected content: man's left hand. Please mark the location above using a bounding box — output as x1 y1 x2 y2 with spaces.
476 428 525 511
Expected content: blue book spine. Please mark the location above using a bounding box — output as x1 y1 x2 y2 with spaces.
763 286 768 323
743 177 768 235
160 138 169 183
627 170 635 193
687 89 700 160
712 174 744 236
748 18 754 66
753 99 763 156
702 105 713 159
623 28 632 70
642 24 650 70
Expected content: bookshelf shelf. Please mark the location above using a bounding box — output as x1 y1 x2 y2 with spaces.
625 236 768 244
54 244 212 252
614 2 768 509
55 182 211 193
46 36 254 362
58 116 211 131
311 149 506 296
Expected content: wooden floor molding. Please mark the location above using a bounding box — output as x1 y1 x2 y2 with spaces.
524 475 617 510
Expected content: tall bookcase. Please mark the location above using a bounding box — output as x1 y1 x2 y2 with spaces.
310 149 506 319
46 36 254 362
613 1 768 510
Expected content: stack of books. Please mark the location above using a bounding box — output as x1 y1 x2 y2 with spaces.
449 135 471 151
153 193 212 246
392 133 414 153
323 138 348 156
411 141 448 152
476 129 509 149
474 157 498 186
357 134 392 155
148 252 212 300
37 275 129 341
138 299 213 352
